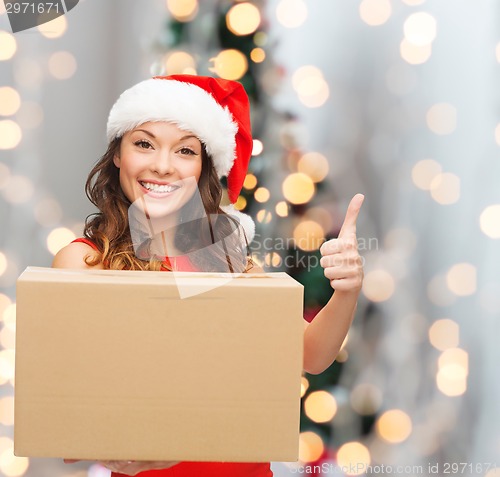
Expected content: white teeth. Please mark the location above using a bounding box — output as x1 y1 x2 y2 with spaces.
140 182 180 193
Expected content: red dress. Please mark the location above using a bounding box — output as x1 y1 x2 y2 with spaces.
71 238 273 477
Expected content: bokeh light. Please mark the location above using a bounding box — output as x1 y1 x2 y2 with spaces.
350 383 383 415
48 51 77 80
437 348 468 397
336 442 371 476
38 14 67 38
293 220 325 252
376 409 412 443
426 103 457 135
429 319 459 351
362 269 395 302
13 59 43 89
298 152 329 182
165 51 196 75
0 121 22 149
2 175 34 203
275 201 289 217
0 448 29 477
292 65 329 108
276 0 307 29
256 209 272 224
0 31 17 61
411 159 442 190
400 39 432 64
0 87 21 116
298 431 324 463
250 47 266 63
300 376 309 397
166 0 198 22
0 397 14 426
404 12 437 46
304 206 333 232
430 172 460 205
243 173 257 190
209 49 248 80
252 139 263 156
282 173 315 204
46 227 77 256
479 204 500 239
226 2 261 36
0 252 7 276
254 187 270 203
446 263 477 296
234 195 247 211
359 0 392 26
304 390 337 423
264 252 282 268
0 349 15 383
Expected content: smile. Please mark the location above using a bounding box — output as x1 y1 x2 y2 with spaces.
139 181 181 193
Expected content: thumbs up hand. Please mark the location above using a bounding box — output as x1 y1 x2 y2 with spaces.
319 194 365 293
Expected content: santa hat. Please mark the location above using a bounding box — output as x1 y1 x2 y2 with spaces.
106 75 255 244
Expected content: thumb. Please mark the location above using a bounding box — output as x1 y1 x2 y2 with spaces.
338 194 364 238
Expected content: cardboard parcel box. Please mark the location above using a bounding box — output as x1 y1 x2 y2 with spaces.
15 267 304 462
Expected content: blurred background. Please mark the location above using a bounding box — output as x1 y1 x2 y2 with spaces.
1 0 500 476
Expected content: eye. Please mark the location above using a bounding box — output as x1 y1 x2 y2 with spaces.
179 147 197 156
134 140 153 149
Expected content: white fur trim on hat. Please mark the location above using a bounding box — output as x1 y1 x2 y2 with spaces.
220 203 255 245
107 78 238 177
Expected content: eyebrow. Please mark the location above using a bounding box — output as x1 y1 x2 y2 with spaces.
132 129 198 142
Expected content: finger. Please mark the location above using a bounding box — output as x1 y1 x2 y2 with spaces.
338 193 364 238
320 239 341 256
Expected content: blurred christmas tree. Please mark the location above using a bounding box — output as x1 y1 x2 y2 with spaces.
154 0 363 466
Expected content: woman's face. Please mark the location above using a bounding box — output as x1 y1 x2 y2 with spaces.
114 121 203 222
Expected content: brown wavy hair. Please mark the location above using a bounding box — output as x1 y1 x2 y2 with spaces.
82 137 253 272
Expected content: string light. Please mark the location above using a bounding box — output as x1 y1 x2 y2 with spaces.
234 195 247 211
0 252 6 277
46 227 77 255
400 39 432 64
436 348 468 397
38 14 67 38
250 47 266 63
226 2 261 36
276 0 307 29
479 204 500 239
411 159 442 190
304 390 337 423
48 51 77 80
362 269 395 302
251 139 263 156
446 263 477 296
292 66 329 108
0 31 17 61
429 319 460 351
359 0 392 26
282 173 315 204
209 49 248 80
426 103 457 135
165 51 196 75
0 87 21 116
376 409 412 443
336 442 371 475
429 172 460 205
243 174 257 190
166 0 198 22
299 431 324 463
264 252 282 268
404 12 437 46
275 201 288 217
297 152 329 182
293 220 324 252
254 187 270 203
0 121 22 150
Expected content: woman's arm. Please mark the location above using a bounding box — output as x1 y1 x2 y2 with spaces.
302 194 364 375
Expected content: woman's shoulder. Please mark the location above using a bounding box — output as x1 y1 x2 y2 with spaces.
52 238 104 269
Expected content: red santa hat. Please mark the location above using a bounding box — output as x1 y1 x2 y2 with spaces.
106 75 255 244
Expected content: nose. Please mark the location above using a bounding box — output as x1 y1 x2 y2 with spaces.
152 150 175 176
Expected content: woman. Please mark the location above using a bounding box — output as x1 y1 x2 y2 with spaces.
55 75 364 476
